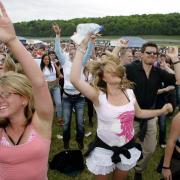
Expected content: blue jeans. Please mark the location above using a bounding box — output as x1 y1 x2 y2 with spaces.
158 115 166 145
62 94 85 144
49 84 63 118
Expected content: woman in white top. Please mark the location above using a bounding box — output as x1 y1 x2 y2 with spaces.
40 54 63 123
70 35 173 180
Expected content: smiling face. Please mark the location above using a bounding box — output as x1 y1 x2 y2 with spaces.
0 72 34 124
0 87 27 119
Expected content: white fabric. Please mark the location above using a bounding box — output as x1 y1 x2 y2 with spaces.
86 147 141 175
43 63 57 81
94 89 136 147
62 56 85 94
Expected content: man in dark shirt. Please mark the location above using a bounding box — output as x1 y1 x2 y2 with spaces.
125 42 180 180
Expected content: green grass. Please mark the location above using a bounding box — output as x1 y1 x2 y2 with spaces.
48 107 177 180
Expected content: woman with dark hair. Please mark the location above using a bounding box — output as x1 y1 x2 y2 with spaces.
40 54 63 125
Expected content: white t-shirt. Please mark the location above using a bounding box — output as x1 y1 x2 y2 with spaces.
43 63 56 81
94 89 136 147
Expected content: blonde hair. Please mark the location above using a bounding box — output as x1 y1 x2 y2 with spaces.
0 71 34 127
3 53 24 74
3 53 16 72
86 55 133 93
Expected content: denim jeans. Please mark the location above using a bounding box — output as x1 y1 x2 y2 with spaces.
62 94 85 144
49 84 63 118
158 115 166 145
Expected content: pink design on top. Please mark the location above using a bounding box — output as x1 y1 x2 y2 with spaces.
116 111 135 142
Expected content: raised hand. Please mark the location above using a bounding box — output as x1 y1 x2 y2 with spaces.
0 2 16 44
162 103 173 115
79 33 93 51
111 38 128 48
166 47 178 62
52 23 61 35
117 39 128 48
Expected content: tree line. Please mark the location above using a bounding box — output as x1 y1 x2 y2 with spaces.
14 13 180 37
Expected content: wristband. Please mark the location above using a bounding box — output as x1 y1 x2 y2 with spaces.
162 166 170 169
77 47 86 54
172 60 180 65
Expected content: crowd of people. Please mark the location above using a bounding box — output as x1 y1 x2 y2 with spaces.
0 1 180 180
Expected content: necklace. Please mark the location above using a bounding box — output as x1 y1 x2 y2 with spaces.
3 126 27 145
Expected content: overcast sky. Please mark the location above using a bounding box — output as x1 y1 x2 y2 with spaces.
1 0 180 23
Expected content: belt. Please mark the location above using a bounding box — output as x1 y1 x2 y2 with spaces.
47 79 59 87
64 91 81 98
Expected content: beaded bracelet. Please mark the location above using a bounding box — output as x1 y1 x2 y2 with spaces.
172 60 180 65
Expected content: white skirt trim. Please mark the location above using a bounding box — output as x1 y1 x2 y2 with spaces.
86 147 141 175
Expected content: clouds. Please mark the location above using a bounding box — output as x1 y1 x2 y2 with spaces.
1 0 180 23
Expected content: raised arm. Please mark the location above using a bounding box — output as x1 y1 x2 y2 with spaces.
0 2 53 123
82 40 94 66
70 35 99 105
52 23 66 65
166 47 180 85
111 39 129 58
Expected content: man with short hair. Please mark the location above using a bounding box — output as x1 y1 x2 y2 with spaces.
125 42 180 180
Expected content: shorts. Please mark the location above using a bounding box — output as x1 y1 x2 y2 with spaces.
86 147 141 175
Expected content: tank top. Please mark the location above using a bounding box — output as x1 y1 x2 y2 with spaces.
0 125 50 180
94 89 136 147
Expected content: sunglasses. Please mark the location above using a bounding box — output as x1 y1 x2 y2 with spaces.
144 51 158 56
0 92 17 98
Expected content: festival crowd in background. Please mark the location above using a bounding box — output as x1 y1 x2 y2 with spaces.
0 1 180 180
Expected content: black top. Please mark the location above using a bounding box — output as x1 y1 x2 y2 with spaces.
125 61 176 109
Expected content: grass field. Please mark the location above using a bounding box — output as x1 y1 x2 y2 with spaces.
47 107 178 180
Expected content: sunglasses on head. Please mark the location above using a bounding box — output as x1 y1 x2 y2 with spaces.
144 51 158 56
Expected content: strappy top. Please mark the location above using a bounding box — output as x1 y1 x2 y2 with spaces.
0 125 50 180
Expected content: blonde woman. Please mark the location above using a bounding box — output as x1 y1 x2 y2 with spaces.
70 35 173 180
0 2 53 180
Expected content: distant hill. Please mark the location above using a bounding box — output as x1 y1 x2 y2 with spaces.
14 13 180 37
